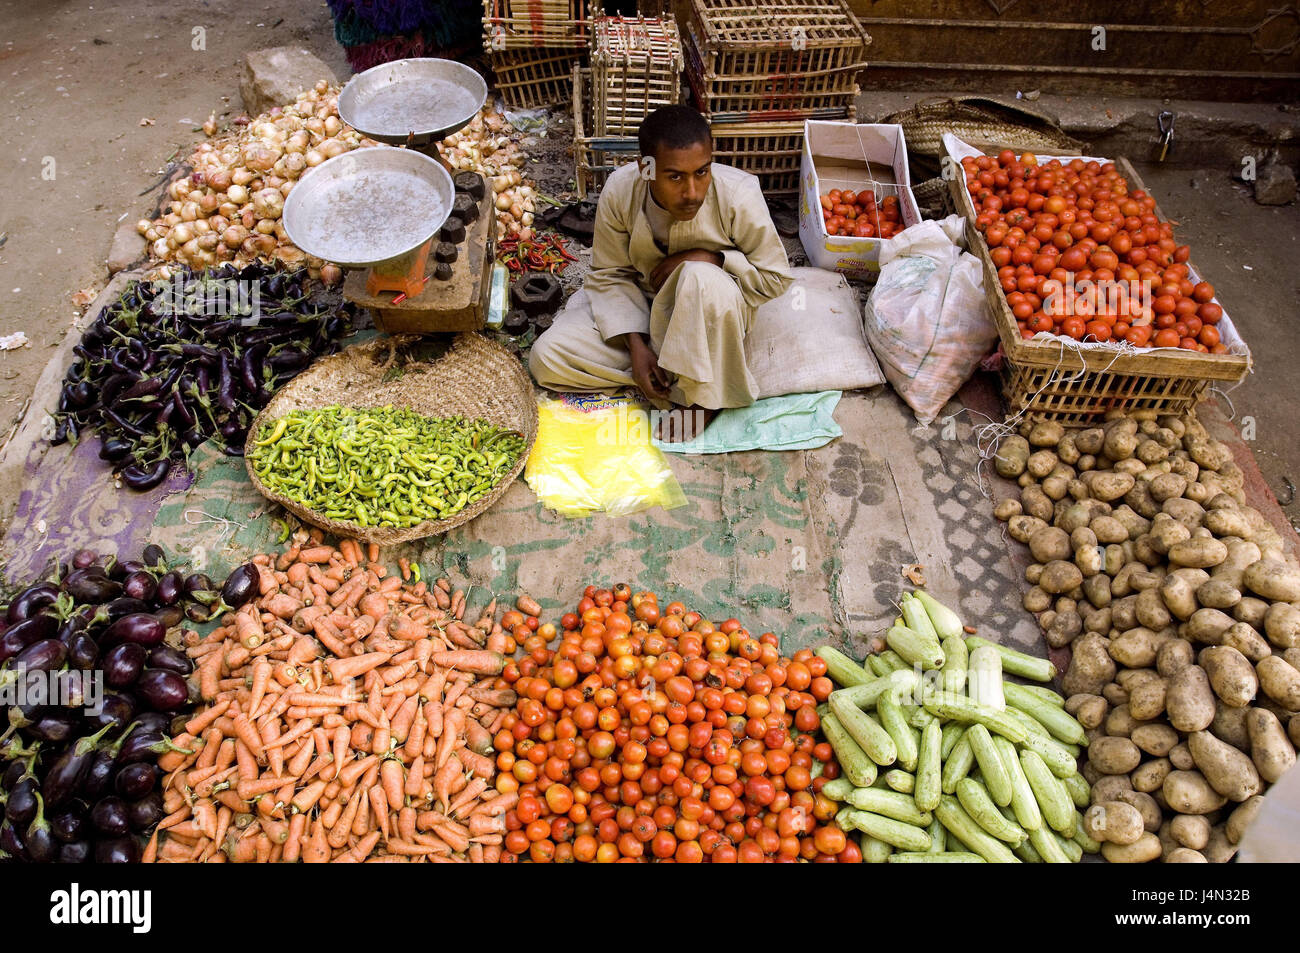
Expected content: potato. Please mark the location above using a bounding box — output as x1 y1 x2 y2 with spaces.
1105 703 1150 740
1105 544 1128 576
1027 420 1064 447
1044 611 1083 649
1101 832 1162 863
1226 795 1266 844
1091 774 1134 804
993 498 1022 522
1185 608 1235 646
1166 666 1216 732
1025 563 1044 586
1075 428 1105 456
1070 526 1099 552
1103 682 1130 707
1209 701 1253 752
1124 479 1161 519
1025 450 1057 480
1148 472 1187 503
1109 627 1164 669
1021 485 1055 523
1245 708 1296 783
1204 508 1251 539
1129 677 1168 721
1163 498 1207 531
1007 515 1048 544
1156 638 1195 678
1188 730 1262 803
1243 557 1300 603
1077 454 1097 473
1132 758 1173 793
1149 516 1191 555
1168 538 1228 570
1136 439 1169 466
1115 458 1147 477
1257 655 1300 710
1285 648 1300 671
1083 573 1112 610
1087 471 1136 503
1040 560 1084 595
1203 825 1239 863
1163 770 1228 814
1028 526 1071 563
1023 586 1052 613
1164 847 1208 862
1116 668 1159 693
1111 595 1139 631
1084 605 1113 635
1233 597 1269 629
1264 603 1300 649
1063 633 1116 697
1090 736 1143 774
1198 646 1258 708
1132 723 1180 757
1103 424 1140 462
1134 590 1173 631
1067 694 1109 730
1221 622 1272 664
1084 516 1125 546
1168 743 1194 770
1110 506 1150 540
1169 814 1211 850
1074 545 1103 579
1194 579 1240 611
1084 801 1145 845
1111 563 1144 599
1186 436 1232 472
994 435 1031 478
1116 790 1162 833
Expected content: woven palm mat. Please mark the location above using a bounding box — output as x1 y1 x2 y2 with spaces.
2 370 1038 658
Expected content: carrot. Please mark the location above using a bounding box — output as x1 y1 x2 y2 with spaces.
339 753 378 788
236 775 298 800
260 815 289 845
261 717 313 751
368 783 390 841
230 707 265 762
299 546 335 564
443 676 471 708
261 721 284 777
380 758 406 813
142 830 160 863
403 704 427 761
351 829 382 862
302 816 330 863
329 791 362 849
234 609 264 649
438 708 466 770
384 839 445 856
312 618 351 659
367 542 380 563
404 754 426 798
185 699 230 736
469 813 507 837
371 713 391 756
456 747 494 780
286 692 355 708
199 650 222 701
433 756 461 812
291 781 328 814
464 718 493 755
467 684 517 707
473 791 519 817
326 651 392 684
447 777 490 817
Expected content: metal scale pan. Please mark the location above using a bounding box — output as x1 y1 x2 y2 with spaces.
338 58 488 149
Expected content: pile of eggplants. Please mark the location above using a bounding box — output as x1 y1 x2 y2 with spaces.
0 545 260 862
51 262 357 491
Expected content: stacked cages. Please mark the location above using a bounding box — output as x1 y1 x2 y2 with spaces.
484 0 591 108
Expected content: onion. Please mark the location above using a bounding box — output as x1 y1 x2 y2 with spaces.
253 188 284 219
319 139 346 159
192 218 211 234
218 201 238 219
170 223 194 246
231 168 255 186
198 193 220 214
222 224 250 248
305 150 324 167
241 208 256 229
283 152 307 177
255 218 277 235
286 130 310 154
181 238 200 258
320 263 343 287
208 215 229 233
197 232 220 252
279 180 295 199
227 184 249 204
207 169 232 192
144 227 160 242
496 193 513 212
152 238 170 258
324 116 342 136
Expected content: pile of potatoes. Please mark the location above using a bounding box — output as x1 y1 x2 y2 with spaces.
992 409 1300 863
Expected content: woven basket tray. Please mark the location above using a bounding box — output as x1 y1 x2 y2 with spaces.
245 333 538 545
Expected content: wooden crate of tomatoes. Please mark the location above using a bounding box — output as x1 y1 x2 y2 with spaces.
943 134 1250 424
818 186 906 240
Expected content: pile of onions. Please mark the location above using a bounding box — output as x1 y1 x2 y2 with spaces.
437 105 536 242
138 81 377 285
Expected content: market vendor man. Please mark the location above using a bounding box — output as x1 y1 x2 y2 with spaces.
529 105 794 441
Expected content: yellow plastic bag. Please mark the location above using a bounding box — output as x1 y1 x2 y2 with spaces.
525 396 687 517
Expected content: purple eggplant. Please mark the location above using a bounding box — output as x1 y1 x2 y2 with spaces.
81 721 139 800
85 691 137 733
103 642 148 688
136 669 189 712
58 840 90 863
220 562 259 611
127 791 163 832
142 544 167 570
6 583 60 625
101 613 164 649
71 549 101 570
67 632 99 670
184 573 214 597
42 723 113 809
104 597 151 621
0 615 58 664
5 777 38 826
0 821 28 862
115 763 157 800
94 836 138 863
50 807 88 843
62 569 122 604
91 797 129 837
24 792 57 863
185 604 211 624
26 710 81 745
2 760 27 791
153 604 185 630
122 459 170 491
119 559 147 577
147 645 191 676
8 638 67 674
123 570 158 604
116 728 192 767
155 570 184 606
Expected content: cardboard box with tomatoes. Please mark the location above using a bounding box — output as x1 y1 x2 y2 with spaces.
798 121 924 280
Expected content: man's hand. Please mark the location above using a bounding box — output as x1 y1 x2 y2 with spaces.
649 248 725 292
620 333 671 401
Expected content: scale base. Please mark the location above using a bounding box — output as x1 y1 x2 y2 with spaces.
365 240 433 298
343 186 494 333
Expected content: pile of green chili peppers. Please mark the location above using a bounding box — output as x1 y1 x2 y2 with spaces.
248 405 526 528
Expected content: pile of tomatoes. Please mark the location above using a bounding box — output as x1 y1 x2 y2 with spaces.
493 585 860 863
818 187 904 239
963 150 1228 352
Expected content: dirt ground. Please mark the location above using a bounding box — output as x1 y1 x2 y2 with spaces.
1 0 1297 537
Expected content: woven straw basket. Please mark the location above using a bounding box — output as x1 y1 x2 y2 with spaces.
245 333 538 545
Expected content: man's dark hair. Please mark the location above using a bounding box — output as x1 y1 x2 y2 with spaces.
638 105 712 159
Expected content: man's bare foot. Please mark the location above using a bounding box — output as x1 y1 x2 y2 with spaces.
654 405 718 443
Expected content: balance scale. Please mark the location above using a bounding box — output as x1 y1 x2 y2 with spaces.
282 59 497 333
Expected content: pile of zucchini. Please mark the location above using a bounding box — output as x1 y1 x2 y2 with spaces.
816 591 1095 863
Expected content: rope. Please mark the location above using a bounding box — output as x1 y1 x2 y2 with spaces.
184 508 247 540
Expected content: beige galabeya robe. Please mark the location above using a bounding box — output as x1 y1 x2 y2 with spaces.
529 161 794 409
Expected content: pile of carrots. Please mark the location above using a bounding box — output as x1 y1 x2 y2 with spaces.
147 531 520 863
